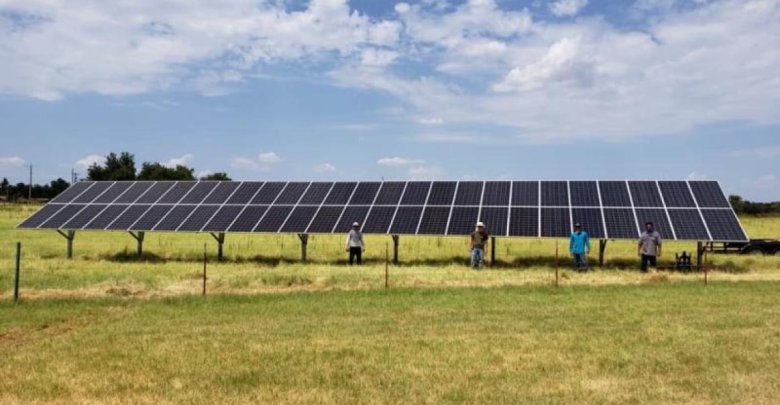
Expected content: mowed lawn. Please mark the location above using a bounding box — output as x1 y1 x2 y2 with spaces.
2 283 780 403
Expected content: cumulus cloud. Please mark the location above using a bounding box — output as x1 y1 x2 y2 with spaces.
231 151 282 171
377 157 425 166
0 156 26 167
550 0 589 17
408 165 445 180
74 154 104 169
164 153 194 168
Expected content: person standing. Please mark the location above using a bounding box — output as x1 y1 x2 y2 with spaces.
469 222 489 269
638 222 662 272
569 223 590 272
345 222 365 266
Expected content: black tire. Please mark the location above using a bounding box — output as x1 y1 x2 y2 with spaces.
743 247 764 256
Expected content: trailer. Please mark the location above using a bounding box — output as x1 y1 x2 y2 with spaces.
706 239 780 255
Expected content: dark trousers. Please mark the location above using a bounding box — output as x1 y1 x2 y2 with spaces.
573 253 588 271
349 247 362 266
641 254 657 272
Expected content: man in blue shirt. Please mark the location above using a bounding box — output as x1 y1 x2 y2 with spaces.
569 223 590 272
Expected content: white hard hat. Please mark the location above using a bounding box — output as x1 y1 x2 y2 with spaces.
352 222 360 227
476 221 485 227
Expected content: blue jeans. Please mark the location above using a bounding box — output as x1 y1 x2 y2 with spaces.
471 248 484 269
573 253 588 270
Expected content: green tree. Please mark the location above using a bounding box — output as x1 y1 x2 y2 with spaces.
137 163 195 181
87 152 136 180
729 195 744 213
200 172 231 181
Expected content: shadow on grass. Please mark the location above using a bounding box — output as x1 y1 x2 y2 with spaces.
95 250 750 273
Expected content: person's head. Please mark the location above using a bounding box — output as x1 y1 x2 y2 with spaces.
574 223 582 232
352 222 360 230
645 222 654 232
476 221 485 232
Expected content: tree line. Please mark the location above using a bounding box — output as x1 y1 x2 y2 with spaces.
729 195 780 215
87 152 230 181
0 152 231 202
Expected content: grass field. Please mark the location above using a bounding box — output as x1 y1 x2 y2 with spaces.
1 204 780 403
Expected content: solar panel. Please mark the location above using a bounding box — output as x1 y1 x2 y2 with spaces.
94 182 133 203
447 207 480 235
667 209 709 240
204 181 241 204
426 182 456 206
390 206 423 234
249 182 283 204
73 182 114 203
628 181 663 207
454 182 483 206
335 206 371 233
324 182 356 205
659 181 696 208
690 181 730 208
400 182 430 205
701 209 746 241
115 182 154 203
483 181 510 206
348 182 381 205
203 205 244 232
226 182 262 204
362 206 396 234
635 208 674 240
49 181 93 203
373 182 405 205
541 207 571 237
21 180 746 241
229 206 268 232
599 181 631 207
479 207 508 237
274 182 309 204
571 208 605 238
255 206 293 232
512 181 538 206
570 181 599 207
299 182 333 205
509 207 538 237
307 206 344 233
131 205 173 231
541 181 568 206
603 208 638 239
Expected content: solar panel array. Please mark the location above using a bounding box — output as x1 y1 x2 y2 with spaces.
18 180 748 241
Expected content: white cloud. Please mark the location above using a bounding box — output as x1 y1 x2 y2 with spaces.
686 171 709 180
197 170 213 179
377 157 425 167
0 156 25 167
257 152 281 164
230 151 281 171
550 0 589 17
418 117 444 125
164 153 194 168
314 163 336 173
74 154 104 168
493 37 585 92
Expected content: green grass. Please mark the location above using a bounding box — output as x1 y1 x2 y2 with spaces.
1 204 780 403
2 284 780 403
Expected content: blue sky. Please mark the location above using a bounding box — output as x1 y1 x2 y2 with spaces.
0 0 778 201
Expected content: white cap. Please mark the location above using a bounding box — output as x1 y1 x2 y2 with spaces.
352 222 360 227
476 221 485 227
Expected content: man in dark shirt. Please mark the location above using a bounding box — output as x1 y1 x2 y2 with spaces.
469 222 489 269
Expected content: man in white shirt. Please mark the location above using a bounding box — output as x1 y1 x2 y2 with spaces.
345 222 365 266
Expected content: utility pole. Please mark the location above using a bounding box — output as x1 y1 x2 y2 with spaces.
27 164 32 202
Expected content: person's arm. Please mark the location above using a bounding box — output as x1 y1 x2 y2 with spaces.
468 235 473 251
345 233 350 251
360 233 365 251
569 234 575 254
585 233 591 254
657 234 662 257
638 239 643 256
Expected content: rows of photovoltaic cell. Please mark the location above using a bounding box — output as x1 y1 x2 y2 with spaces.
18 180 747 241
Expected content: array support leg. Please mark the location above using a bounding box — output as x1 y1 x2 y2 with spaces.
696 241 704 272
57 230 76 259
491 236 496 267
298 234 309 262
129 231 145 257
599 240 607 267
392 235 399 264
210 232 226 261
